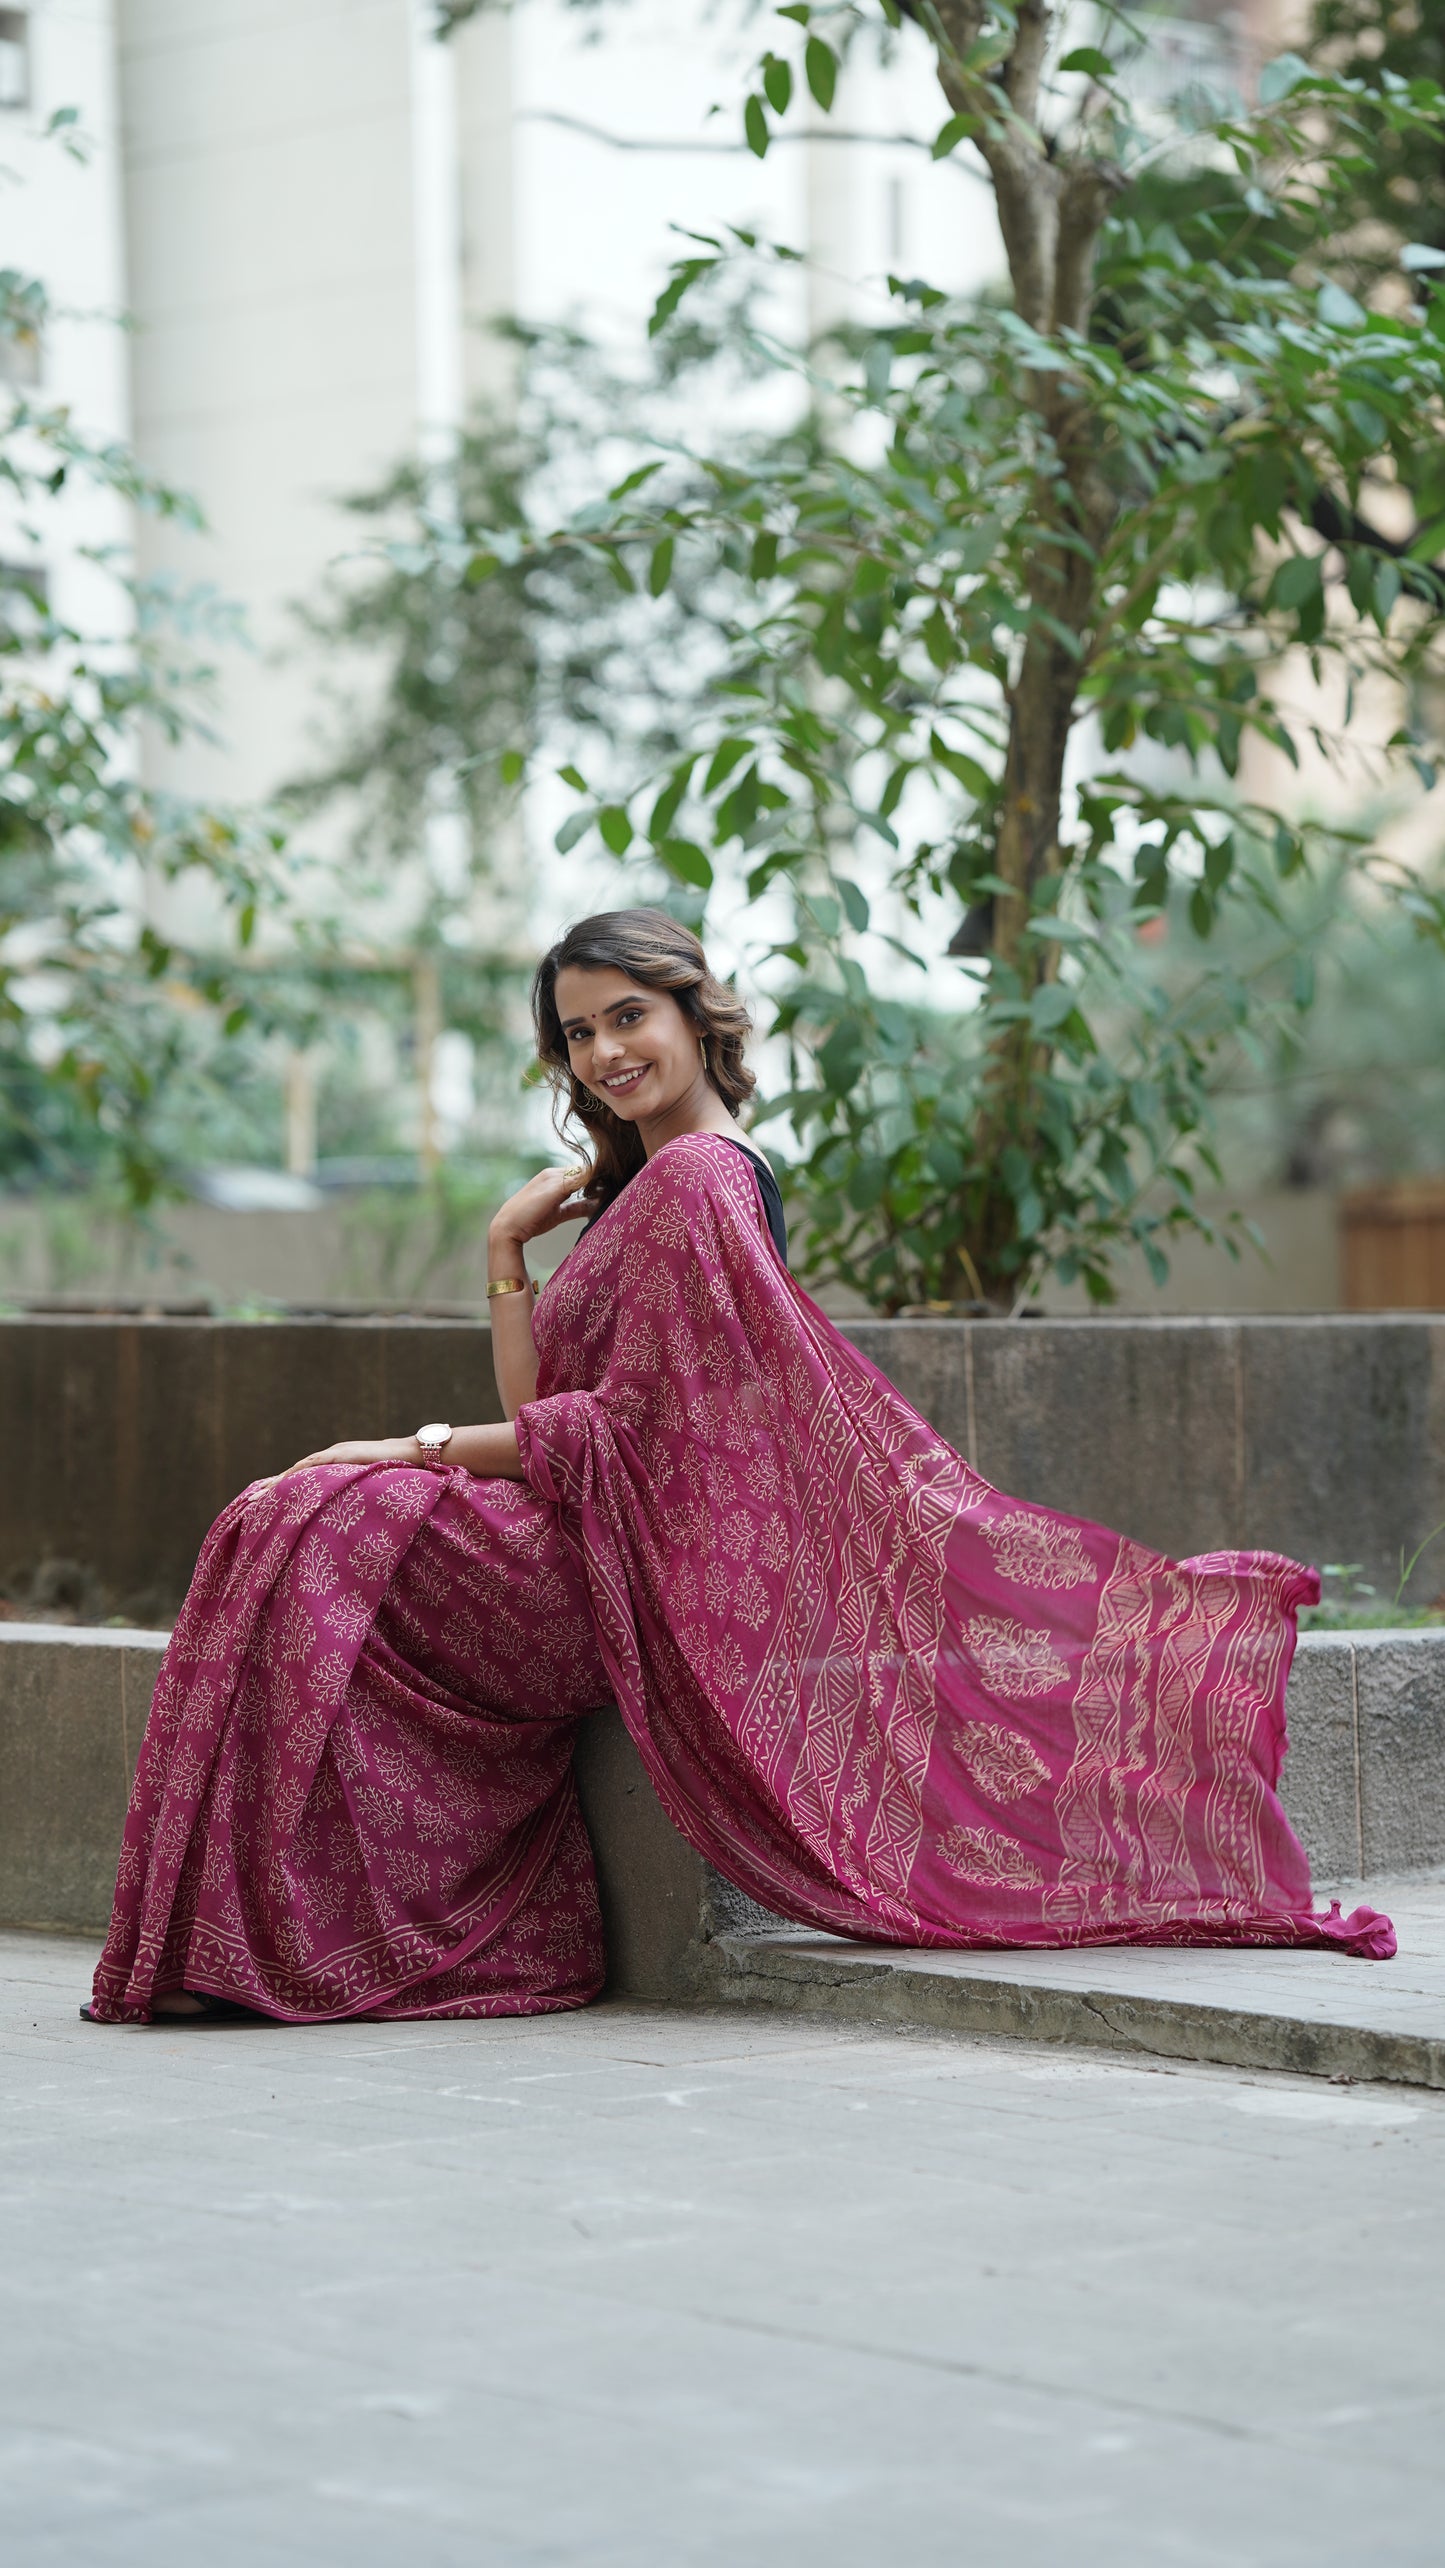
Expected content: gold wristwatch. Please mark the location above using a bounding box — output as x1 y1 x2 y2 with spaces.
414 1421 453 1470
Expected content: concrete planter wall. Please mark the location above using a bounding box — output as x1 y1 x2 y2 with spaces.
4 1626 1442 1987
3 1312 1443 1607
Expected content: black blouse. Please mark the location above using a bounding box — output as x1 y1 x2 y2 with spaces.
578 1135 788 1266
718 1138 788 1265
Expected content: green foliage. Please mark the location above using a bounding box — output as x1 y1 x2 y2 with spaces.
1311 0 1445 276
1 263 291 1203
445 25 1445 1310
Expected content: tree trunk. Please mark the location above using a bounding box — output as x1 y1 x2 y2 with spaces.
918 1 1122 1302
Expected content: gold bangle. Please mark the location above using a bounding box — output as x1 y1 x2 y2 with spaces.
486 1275 535 1299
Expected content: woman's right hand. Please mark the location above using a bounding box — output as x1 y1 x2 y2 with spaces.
490 1161 594 1249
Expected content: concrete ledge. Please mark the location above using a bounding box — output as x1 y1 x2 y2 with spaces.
0 1626 169 1934
704 1916 1445 2092
0 1626 734 1997
6 1314 1445 1608
4 1624 1444 2013
1287 1630 1445 1878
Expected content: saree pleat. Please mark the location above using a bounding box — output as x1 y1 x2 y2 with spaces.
92 1463 608 2021
93 1129 1390 2025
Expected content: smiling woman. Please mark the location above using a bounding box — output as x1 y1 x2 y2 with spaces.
86 908 1391 2029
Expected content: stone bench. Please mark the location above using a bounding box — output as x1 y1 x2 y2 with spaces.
2 1624 1441 2000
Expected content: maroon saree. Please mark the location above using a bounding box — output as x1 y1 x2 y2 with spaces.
91 1132 1391 2023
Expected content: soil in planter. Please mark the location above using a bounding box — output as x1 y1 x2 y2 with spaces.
0 1555 177 1632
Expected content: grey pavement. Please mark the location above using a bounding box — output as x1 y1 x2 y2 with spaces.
3 1931 1443 2568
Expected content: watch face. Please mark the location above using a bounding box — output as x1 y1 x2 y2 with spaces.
417 1422 450 1448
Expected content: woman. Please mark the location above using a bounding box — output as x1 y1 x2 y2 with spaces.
88 909 1391 2024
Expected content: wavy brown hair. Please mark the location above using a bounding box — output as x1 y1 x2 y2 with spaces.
531 908 756 1214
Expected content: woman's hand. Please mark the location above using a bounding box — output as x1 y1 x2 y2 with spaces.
250 1436 422 1492
490 1161 593 1252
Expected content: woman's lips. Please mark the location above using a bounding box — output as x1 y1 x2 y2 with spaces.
600 1065 648 1095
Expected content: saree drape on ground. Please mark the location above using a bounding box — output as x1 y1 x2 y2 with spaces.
91 1132 1391 2023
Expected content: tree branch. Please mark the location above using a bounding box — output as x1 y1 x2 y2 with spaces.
1051 159 1126 336
1003 0 1052 128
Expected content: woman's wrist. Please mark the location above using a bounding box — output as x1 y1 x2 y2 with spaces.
487 1222 528 1270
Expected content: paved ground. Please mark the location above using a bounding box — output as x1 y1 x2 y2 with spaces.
717 1875 1445 2088
3 1931 1443 2567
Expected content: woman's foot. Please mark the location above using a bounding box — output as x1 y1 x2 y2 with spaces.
79 1990 251 2023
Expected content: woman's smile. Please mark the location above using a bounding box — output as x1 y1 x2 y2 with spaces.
599 1063 650 1096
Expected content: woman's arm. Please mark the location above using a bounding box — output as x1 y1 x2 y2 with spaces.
258 1165 593 1489
487 1162 592 1420
267 1423 527 1482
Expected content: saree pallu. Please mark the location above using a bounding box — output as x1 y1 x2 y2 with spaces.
92 1132 1391 2023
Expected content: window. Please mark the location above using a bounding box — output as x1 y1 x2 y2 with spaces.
0 12 29 113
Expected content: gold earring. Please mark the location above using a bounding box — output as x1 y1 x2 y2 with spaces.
699 1038 709 1074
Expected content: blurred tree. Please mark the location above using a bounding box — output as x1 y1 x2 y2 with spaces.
432 2 1445 1312
1 234 291 1204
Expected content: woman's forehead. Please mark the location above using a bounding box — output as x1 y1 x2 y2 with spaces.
554 964 658 1020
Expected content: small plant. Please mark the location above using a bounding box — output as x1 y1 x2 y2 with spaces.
1299 1524 1445 1630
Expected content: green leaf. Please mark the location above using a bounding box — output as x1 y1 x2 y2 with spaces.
836 876 870 933
606 460 665 503
237 902 256 949
1271 553 1322 611
804 36 836 110
1058 46 1114 78
648 758 695 844
1029 983 1077 1034
1257 51 1310 105
1408 514 1445 562
659 838 714 891
1374 557 1402 625
599 805 634 856
930 731 992 799
555 811 591 854
499 749 525 787
744 93 770 158
557 764 589 793
1317 280 1366 330
648 536 675 597
704 738 753 794
931 111 977 159
921 606 953 671
648 257 713 339
761 51 792 115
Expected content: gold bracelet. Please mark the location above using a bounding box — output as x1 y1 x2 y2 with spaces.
486 1275 536 1299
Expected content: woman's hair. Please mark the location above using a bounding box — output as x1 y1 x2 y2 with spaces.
531 907 756 1213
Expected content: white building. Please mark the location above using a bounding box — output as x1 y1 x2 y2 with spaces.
10 0 1008 817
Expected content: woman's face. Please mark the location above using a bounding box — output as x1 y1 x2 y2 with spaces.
553 965 705 1125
